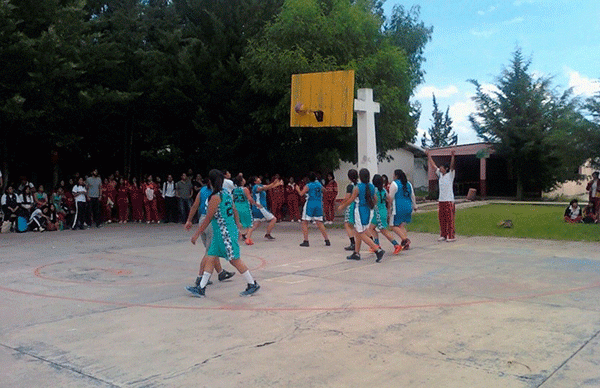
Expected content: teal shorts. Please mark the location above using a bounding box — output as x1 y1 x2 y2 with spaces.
207 225 240 261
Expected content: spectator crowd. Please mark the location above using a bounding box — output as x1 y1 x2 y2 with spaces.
0 169 340 233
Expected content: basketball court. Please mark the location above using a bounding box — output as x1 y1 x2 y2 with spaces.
1 223 600 387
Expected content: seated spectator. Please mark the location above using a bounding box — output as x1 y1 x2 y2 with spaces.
19 186 35 218
35 185 48 208
1 186 20 231
564 199 583 223
46 204 60 231
583 202 597 224
28 206 49 231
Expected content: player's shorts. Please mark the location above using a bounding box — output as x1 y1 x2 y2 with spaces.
393 212 412 225
371 208 388 229
252 206 275 221
353 205 373 233
344 203 355 224
302 201 323 221
199 215 213 254
235 204 253 228
207 223 240 261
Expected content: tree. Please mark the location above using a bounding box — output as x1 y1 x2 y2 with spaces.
421 93 456 148
241 0 432 174
469 48 592 200
585 92 600 166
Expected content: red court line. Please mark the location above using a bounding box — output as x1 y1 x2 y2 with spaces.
1 281 600 312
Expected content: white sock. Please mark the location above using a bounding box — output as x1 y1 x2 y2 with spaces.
241 270 254 285
200 271 212 288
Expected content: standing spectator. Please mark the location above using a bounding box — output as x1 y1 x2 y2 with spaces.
0 169 2 189
18 176 35 194
71 177 88 230
428 150 456 242
155 176 165 221
162 174 178 223
382 174 391 192
101 178 115 223
176 173 193 224
323 172 338 224
586 171 600 219
86 169 103 227
116 178 130 223
285 177 300 222
2 186 20 231
192 173 203 200
34 185 48 208
270 174 285 221
130 177 144 223
142 175 159 223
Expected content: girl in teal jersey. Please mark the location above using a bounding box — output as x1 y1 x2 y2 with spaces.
187 169 260 298
338 168 385 262
232 175 261 243
368 174 403 255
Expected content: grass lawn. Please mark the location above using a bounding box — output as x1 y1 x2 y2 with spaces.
410 203 600 242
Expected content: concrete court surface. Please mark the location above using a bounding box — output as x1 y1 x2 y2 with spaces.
1 222 600 388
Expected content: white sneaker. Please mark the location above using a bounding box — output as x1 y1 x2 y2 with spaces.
437 237 446 241
446 238 456 242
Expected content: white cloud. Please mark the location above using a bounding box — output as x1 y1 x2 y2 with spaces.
415 85 459 99
504 16 524 25
470 28 497 38
567 70 600 97
478 5 497 15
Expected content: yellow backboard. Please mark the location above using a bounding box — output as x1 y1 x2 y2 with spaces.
290 70 355 127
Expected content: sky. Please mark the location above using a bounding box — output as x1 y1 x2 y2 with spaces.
383 0 600 145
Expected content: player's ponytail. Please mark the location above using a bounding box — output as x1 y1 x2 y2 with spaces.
359 168 374 209
208 169 224 200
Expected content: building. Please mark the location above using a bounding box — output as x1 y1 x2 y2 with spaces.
333 144 428 199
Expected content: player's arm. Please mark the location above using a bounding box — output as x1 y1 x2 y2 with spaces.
232 203 242 230
296 185 308 196
191 195 219 244
427 151 439 171
450 150 456 171
338 187 359 210
244 187 261 208
185 194 201 230
410 184 418 211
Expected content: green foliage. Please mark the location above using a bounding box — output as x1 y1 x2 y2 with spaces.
242 0 432 169
421 93 457 148
469 48 592 199
0 0 431 186
411 204 600 242
585 92 600 167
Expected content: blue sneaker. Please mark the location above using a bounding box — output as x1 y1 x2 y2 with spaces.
375 249 385 263
240 281 260 296
186 285 206 297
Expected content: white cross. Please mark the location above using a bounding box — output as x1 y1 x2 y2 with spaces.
354 88 380 175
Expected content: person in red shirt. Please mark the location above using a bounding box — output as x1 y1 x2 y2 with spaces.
101 178 117 223
285 177 300 222
116 178 130 223
323 172 338 224
142 175 159 223
129 177 144 223
270 174 285 221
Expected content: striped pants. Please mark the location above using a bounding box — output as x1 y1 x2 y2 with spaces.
438 201 455 239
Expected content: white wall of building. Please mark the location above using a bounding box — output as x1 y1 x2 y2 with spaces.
333 147 427 199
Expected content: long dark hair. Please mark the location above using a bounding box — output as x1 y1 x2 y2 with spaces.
359 168 374 209
372 174 385 203
394 169 410 197
208 169 224 200
348 169 358 184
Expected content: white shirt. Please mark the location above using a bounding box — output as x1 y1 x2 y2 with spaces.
163 181 176 197
436 168 455 202
72 185 87 202
223 179 235 194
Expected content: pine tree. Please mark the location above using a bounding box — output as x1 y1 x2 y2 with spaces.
422 94 457 148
